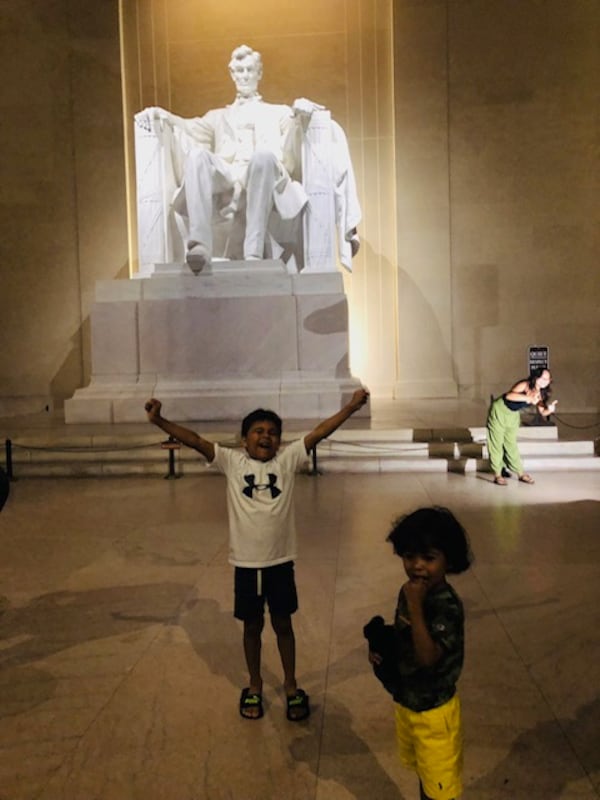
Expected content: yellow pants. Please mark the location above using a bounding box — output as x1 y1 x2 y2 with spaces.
394 694 463 800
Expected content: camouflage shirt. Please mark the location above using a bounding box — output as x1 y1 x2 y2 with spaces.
393 582 464 712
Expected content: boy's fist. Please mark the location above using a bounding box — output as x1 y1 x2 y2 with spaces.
350 388 369 409
145 398 162 422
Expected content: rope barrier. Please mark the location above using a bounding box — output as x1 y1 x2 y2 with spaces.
9 441 161 453
6 436 240 454
313 440 432 454
553 414 600 431
3 435 239 481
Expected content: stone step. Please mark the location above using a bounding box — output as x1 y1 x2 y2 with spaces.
4 427 598 478
314 441 599 475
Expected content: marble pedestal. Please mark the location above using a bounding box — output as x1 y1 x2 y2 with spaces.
65 261 368 423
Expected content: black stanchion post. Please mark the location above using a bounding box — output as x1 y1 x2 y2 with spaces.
161 436 181 480
309 444 322 476
5 439 14 481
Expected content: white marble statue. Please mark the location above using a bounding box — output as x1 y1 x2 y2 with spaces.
135 44 361 274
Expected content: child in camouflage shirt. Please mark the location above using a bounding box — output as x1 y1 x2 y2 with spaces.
369 507 472 800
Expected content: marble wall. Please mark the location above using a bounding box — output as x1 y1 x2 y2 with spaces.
0 1 129 416
0 1 597 415
394 0 599 408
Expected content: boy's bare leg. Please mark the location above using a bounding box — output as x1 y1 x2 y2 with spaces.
419 782 454 800
242 615 264 717
419 783 432 800
271 614 297 694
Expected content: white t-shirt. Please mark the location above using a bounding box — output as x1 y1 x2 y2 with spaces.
211 439 308 568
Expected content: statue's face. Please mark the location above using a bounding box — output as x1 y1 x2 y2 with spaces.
230 55 262 97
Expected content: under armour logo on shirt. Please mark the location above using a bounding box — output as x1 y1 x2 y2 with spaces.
242 473 281 498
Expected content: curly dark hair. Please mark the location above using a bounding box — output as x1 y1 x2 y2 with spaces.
386 506 473 574
241 408 283 438
526 367 553 407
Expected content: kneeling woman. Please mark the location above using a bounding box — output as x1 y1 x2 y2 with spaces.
487 368 557 485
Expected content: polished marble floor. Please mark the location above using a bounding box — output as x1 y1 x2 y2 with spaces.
0 403 599 799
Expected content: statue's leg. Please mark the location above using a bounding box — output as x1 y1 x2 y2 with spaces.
184 149 232 271
244 150 280 260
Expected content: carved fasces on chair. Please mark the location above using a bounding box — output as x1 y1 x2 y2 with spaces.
134 107 360 276
135 114 184 268
301 110 336 273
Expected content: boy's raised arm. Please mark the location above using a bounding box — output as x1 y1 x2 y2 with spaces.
303 388 369 453
145 398 215 462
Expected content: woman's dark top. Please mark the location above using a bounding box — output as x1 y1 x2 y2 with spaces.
503 395 529 411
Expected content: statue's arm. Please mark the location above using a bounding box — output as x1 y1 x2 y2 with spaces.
135 106 214 151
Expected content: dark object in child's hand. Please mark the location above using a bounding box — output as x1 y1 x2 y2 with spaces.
363 615 400 696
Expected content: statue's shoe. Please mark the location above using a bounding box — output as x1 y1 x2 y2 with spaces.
186 244 210 274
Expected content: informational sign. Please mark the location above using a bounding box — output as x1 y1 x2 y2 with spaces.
528 345 549 373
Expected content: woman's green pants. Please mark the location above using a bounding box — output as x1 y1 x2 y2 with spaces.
486 398 523 476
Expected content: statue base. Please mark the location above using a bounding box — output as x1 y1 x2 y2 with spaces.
65 261 369 423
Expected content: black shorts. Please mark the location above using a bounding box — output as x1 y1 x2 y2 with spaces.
234 561 298 621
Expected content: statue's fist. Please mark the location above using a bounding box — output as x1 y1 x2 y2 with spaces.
135 106 171 131
292 97 324 116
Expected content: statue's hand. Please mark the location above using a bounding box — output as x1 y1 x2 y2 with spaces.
135 106 173 131
292 97 325 117
219 182 242 220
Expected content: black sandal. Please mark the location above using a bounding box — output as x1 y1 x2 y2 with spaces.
286 688 310 721
239 688 264 720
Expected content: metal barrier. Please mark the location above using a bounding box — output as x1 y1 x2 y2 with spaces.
309 445 321 476
160 436 181 480
5 439 13 481
3 437 178 481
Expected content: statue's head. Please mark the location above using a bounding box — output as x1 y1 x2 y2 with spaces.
229 44 263 97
